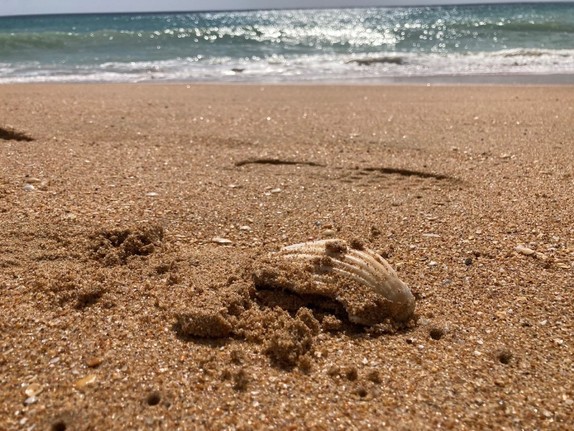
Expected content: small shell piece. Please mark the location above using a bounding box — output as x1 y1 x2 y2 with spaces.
254 239 415 325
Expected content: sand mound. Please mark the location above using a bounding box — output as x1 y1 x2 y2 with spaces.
174 281 253 339
171 250 414 370
89 223 164 266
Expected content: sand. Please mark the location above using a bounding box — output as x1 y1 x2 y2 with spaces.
0 83 573 430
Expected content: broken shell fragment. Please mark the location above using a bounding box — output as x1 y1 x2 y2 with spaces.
253 239 416 325
514 245 536 256
211 237 233 245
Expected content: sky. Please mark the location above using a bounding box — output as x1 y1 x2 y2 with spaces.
0 0 568 17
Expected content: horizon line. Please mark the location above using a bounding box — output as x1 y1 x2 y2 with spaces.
1 1 572 19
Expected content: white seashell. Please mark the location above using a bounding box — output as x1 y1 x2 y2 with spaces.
211 237 233 245
514 245 535 256
253 239 415 325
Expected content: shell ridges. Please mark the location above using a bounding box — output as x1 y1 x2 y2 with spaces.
272 239 416 324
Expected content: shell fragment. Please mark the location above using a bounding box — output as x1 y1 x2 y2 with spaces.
253 239 416 325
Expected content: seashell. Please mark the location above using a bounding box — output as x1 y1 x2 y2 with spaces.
253 239 415 325
211 237 233 245
514 245 536 256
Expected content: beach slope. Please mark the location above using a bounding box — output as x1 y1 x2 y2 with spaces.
1 84 573 430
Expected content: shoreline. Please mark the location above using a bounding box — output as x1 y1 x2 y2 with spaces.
2 72 574 86
1 84 573 430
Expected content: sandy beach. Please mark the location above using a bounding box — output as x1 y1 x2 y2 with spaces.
1 83 573 430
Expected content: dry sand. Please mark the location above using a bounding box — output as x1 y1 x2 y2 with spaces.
0 83 573 430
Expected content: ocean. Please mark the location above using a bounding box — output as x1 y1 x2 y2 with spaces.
0 2 573 83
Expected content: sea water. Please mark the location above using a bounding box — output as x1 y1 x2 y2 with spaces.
0 2 573 83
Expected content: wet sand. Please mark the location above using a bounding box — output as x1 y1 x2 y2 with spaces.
1 84 573 430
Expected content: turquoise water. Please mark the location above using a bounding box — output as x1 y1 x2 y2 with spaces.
0 3 573 82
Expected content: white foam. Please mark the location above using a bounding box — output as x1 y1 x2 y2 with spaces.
1 49 573 84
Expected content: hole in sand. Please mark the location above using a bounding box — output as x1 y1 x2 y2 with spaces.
51 421 67 431
429 327 445 340
345 367 358 381
146 391 161 406
497 350 513 365
75 288 103 310
366 370 382 384
232 369 249 391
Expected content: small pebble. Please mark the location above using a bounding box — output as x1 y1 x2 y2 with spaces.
428 261 438 267
24 383 43 397
212 237 233 245
322 229 335 238
239 225 252 232
74 374 97 389
270 188 282 194
23 183 35 192
514 245 535 256
146 192 159 197
85 356 104 368
24 396 37 405
418 317 431 326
